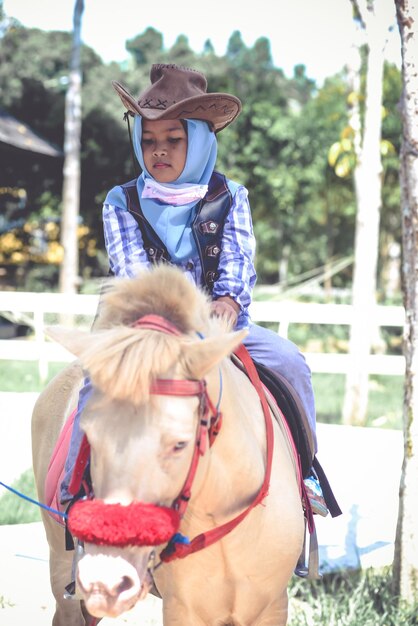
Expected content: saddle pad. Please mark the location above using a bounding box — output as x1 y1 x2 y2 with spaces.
44 408 77 525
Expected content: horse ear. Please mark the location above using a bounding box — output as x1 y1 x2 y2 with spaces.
183 329 248 379
46 325 94 357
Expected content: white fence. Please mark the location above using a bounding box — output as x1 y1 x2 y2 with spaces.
0 291 406 380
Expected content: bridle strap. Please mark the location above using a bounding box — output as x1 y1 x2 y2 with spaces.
150 379 205 396
160 342 274 562
68 315 196 497
131 314 183 336
67 378 212 499
150 378 218 515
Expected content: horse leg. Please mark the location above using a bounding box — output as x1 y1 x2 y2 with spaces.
40 512 84 626
160 578 291 626
50 550 85 626
271 590 290 626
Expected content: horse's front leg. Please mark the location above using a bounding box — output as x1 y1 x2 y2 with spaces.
49 553 86 625
161 588 290 626
42 515 85 626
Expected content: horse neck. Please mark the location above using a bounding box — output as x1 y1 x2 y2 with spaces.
191 359 268 515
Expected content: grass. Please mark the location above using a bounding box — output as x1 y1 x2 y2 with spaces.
0 360 65 392
312 373 404 430
0 595 14 609
0 468 41 525
0 361 403 429
288 567 418 625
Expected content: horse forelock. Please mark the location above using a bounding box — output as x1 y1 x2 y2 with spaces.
79 266 218 404
79 327 187 405
95 266 211 334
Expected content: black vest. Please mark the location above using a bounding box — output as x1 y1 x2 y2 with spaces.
121 171 232 292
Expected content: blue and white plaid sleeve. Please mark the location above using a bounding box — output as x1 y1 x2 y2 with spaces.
212 185 257 311
103 203 151 277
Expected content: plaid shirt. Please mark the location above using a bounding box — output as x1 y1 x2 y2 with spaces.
103 184 257 329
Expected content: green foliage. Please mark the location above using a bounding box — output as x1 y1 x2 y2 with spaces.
0 469 41 525
0 595 13 609
0 359 403 429
0 18 402 295
0 361 64 391
312 373 403 429
289 567 418 625
126 27 163 66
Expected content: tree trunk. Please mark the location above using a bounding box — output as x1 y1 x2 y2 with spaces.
59 0 84 294
342 0 389 425
392 0 418 604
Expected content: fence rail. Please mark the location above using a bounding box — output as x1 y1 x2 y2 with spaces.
0 291 406 380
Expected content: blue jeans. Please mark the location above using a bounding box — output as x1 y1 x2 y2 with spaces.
60 322 316 502
243 323 316 450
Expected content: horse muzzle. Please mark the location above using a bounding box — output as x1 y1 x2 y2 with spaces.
76 550 153 618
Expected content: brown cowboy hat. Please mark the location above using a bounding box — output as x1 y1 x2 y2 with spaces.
112 63 242 132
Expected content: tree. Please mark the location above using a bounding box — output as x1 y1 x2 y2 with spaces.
226 30 246 60
203 39 215 56
59 0 84 294
169 34 194 64
0 18 402 296
393 0 418 604
126 27 163 66
342 0 394 425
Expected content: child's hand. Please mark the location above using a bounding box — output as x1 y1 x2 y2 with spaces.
210 297 239 326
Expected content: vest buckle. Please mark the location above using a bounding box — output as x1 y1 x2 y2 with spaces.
199 220 219 234
205 245 221 258
206 271 218 285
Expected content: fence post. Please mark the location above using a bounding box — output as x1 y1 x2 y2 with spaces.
278 317 289 338
33 305 48 383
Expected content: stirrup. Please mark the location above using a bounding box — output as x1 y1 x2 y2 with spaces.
294 519 321 580
63 541 84 600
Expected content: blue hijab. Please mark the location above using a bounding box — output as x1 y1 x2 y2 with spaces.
106 117 218 262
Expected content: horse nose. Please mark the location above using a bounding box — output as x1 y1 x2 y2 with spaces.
115 574 137 596
77 574 137 597
77 555 141 618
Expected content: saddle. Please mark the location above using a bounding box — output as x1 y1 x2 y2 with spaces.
231 353 342 519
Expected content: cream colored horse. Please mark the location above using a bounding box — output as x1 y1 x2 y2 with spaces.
32 265 304 626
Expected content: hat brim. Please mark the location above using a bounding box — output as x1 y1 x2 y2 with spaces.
112 81 241 132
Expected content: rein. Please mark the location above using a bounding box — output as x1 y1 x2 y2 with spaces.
160 343 274 562
67 314 274 563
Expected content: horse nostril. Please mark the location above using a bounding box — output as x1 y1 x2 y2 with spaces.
116 575 135 595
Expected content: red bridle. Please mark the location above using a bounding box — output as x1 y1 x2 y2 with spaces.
67 314 275 561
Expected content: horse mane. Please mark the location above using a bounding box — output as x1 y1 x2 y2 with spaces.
78 266 220 405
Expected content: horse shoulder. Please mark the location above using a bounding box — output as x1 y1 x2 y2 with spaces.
32 360 83 496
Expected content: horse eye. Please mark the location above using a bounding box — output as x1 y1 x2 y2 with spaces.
173 441 188 452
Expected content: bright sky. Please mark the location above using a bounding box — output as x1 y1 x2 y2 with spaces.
4 0 401 84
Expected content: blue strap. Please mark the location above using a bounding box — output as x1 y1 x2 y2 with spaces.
0 480 67 520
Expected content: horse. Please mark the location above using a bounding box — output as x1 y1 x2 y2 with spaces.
32 265 305 626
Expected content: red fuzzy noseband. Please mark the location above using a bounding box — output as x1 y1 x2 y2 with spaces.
68 499 181 547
